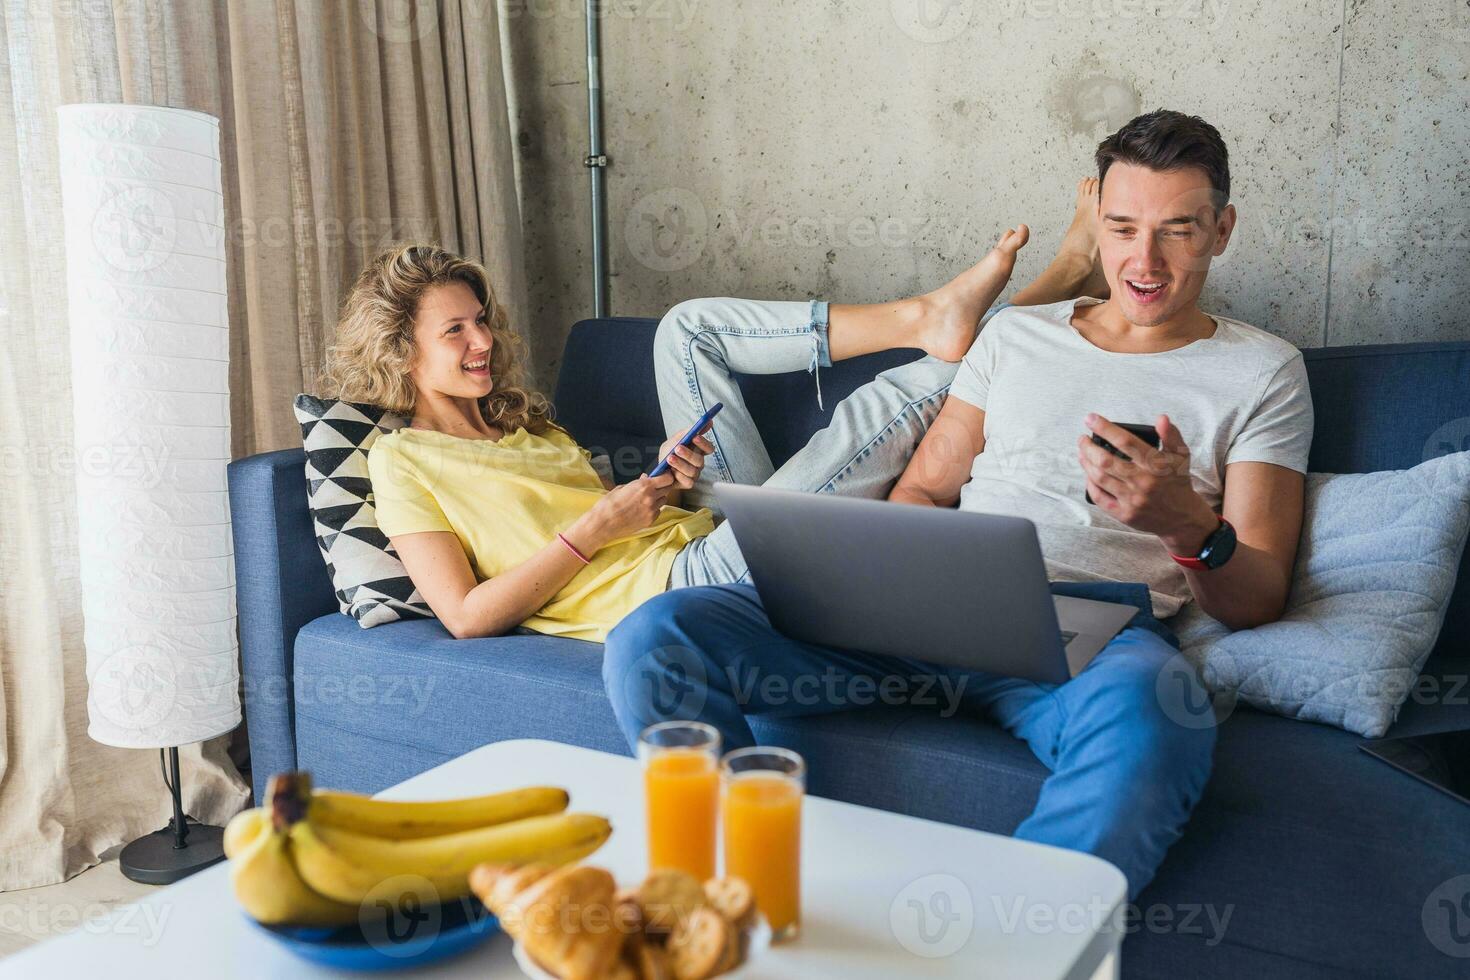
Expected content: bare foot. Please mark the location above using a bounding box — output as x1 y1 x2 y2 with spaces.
1070 177 1109 298
913 224 1030 362
1062 176 1102 279
1012 177 1109 306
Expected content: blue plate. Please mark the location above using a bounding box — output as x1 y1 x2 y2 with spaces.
249 897 500 972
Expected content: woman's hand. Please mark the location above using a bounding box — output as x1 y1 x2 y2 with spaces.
655 426 715 491
572 473 677 551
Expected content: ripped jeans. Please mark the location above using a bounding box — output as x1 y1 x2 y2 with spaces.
658 296 1003 589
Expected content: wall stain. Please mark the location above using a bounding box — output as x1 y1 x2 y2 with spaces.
1046 70 1141 137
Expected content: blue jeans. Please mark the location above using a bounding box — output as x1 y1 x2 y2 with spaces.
655 296 1005 588
603 580 1216 900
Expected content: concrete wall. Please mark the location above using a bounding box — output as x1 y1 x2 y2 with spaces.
503 0 1469 386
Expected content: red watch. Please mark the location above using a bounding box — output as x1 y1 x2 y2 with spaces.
1170 517 1236 571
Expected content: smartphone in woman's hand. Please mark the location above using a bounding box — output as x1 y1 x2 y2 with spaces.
649 402 723 478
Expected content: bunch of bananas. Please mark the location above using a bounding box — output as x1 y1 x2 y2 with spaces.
225 772 611 927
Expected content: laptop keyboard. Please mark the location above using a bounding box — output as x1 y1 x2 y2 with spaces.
1059 629 1079 646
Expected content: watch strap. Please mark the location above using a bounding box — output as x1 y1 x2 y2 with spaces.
1170 517 1231 570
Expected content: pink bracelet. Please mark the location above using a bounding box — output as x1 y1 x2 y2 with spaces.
557 532 591 565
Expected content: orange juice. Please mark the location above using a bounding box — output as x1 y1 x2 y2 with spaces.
722 772 802 939
644 747 718 880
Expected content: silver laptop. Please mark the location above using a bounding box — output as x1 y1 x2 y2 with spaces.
713 484 1139 684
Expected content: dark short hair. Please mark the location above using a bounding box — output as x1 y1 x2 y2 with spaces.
1096 109 1230 208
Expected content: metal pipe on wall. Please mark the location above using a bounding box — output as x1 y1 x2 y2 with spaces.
584 0 609 317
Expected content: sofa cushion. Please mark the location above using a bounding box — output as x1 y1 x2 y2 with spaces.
1173 450 1470 737
289 612 1039 798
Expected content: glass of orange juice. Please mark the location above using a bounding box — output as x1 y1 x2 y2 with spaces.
720 746 805 942
639 721 721 881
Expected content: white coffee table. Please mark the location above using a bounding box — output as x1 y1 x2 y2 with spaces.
1 739 1126 979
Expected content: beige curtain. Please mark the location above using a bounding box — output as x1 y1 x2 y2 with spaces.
0 0 528 890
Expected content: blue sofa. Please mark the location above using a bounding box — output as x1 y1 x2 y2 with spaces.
229 319 1470 978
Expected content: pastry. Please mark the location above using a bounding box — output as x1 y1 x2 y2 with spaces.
702 877 755 931
637 868 707 934
514 865 623 980
469 862 556 939
635 943 675 980
666 905 733 980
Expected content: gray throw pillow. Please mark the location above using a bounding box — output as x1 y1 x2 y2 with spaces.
1169 450 1470 737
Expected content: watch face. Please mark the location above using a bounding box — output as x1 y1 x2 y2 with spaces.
1200 520 1237 569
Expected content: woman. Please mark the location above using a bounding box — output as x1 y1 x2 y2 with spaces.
322 182 1105 642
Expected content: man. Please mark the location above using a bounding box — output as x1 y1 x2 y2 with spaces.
602 110 1314 898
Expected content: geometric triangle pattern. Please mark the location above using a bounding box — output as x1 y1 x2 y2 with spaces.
294 394 434 628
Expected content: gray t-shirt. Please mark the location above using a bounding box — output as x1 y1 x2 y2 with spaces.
946 298 1314 619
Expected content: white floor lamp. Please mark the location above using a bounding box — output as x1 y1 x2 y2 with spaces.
58 104 241 884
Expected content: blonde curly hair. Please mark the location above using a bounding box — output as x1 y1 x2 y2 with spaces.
319 243 553 435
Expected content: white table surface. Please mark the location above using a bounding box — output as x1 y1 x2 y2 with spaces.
2 739 1126 979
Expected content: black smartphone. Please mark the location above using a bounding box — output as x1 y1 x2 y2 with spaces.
1084 421 1161 505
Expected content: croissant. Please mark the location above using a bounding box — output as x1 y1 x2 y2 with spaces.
471 863 752 980
472 863 623 980
470 862 556 941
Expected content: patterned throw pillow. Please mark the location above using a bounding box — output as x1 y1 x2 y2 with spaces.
293 395 434 627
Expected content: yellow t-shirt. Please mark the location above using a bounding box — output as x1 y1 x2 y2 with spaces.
366 424 714 642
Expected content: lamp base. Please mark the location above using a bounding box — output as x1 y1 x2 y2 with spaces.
119 821 226 885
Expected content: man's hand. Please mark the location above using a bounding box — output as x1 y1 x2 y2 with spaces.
1077 413 1219 555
